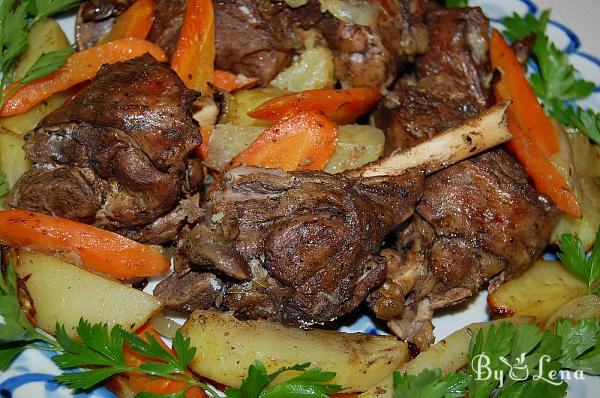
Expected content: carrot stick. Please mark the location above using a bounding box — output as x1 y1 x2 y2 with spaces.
195 126 212 159
490 29 581 218
0 210 170 280
171 0 215 92
97 0 156 44
0 38 167 117
230 111 338 171
212 69 258 92
248 87 380 125
107 325 207 398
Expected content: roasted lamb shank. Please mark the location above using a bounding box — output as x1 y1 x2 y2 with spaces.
8 55 204 244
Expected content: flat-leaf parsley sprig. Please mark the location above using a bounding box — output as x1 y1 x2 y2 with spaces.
502 10 600 144
557 227 600 295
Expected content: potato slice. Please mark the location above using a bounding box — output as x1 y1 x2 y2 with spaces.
0 90 73 135
10 251 163 337
0 130 31 208
488 259 587 324
324 124 385 173
182 310 409 391
271 46 335 92
546 295 600 330
204 123 265 170
359 316 535 398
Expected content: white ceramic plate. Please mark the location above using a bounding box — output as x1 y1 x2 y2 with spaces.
2 1 600 396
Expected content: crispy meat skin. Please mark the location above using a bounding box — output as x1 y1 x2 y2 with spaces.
155 166 424 326
9 55 202 244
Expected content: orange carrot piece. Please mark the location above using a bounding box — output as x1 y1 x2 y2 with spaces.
248 87 380 125
490 29 559 157
171 0 215 92
230 111 338 171
0 210 170 279
0 38 167 117
98 0 156 44
212 69 259 92
490 29 581 218
108 325 207 398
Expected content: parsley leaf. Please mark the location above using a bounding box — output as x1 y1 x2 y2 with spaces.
529 34 595 104
225 361 342 398
557 227 600 294
556 318 600 375
556 105 600 145
444 0 468 7
503 9 550 42
392 368 470 398
0 172 8 197
0 0 29 85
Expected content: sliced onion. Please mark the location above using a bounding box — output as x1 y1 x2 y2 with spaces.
285 0 308 7
319 0 379 26
148 314 183 340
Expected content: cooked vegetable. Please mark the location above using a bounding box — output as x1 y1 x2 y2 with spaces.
249 87 380 125
490 29 581 217
182 310 409 391
0 209 170 280
318 0 379 27
551 128 600 250
171 0 215 92
13 17 70 80
9 251 163 337
212 69 258 92
107 325 206 398
0 173 7 197
546 295 600 330
203 124 265 170
557 226 600 295
230 110 338 171
0 1 83 107
0 38 167 116
488 259 587 323
0 130 30 195
1 17 73 134
324 124 385 173
503 10 600 145
227 86 287 127
360 317 535 398
271 46 335 92
97 0 156 44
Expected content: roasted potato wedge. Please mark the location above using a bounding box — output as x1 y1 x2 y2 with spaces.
488 259 587 323
546 295 600 330
324 124 385 173
204 123 265 170
182 310 409 392
9 251 163 337
359 316 535 398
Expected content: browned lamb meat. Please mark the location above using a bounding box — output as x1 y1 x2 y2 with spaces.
155 166 424 326
8 55 203 244
369 6 559 347
77 0 428 87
